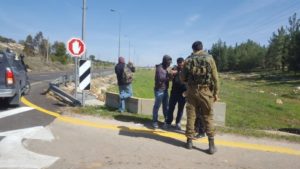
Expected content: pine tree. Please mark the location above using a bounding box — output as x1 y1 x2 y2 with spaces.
286 13 300 72
23 35 35 56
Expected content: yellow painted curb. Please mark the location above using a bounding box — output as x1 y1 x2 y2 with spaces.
21 97 300 156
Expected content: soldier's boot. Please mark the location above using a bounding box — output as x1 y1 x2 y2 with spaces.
208 137 217 154
186 138 193 149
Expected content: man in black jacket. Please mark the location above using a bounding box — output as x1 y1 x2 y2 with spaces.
163 57 186 130
115 56 135 112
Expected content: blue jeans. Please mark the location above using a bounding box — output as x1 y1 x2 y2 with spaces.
165 91 186 124
118 84 133 112
152 89 169 123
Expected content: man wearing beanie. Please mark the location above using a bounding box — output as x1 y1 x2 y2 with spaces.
152 55 174 129
115 56 135 112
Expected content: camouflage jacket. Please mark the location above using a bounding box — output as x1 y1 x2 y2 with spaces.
180 50 219 96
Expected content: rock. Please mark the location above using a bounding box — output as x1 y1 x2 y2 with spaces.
276 99 283 105
271 92 277 96
259 90 265 93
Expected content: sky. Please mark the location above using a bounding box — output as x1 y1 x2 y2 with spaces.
1 0 300 66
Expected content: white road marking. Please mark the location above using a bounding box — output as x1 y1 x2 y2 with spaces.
0 107 34 119
31 81 43 86
0 126 59 169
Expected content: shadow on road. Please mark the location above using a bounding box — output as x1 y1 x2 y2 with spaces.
118 126 185 148
0 102 19 111
114 114 154 129
117 126 209 154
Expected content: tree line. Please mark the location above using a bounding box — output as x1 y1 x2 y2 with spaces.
21 32 69 64
210 13 300 73
20 32 114 66
0 35 16 43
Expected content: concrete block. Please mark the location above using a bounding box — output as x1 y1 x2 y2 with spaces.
139 98 156 115
213 102 226 126
105 92 226 126
125 97 139 113
105 92 119 108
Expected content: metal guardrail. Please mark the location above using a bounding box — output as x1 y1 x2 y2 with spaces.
48 74 82 106
47 68 114 107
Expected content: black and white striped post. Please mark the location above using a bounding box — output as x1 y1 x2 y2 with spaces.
79 59 91 90
79 59 91 105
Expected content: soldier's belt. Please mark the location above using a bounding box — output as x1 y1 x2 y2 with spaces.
197 84 209 89
188 84 209 90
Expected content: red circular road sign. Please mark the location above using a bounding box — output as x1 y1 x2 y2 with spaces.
67 38 86 57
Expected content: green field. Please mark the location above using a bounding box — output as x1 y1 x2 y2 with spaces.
220 72 300 130
109 68 155 98
109 69 300 131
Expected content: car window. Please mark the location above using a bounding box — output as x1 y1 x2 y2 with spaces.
0 54 3 63
14 60 25 71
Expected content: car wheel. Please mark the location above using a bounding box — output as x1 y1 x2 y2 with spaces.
0 98 9 107
23 80 31 95
10 88 21 106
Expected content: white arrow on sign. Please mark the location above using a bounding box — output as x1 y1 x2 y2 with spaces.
0 126 59 169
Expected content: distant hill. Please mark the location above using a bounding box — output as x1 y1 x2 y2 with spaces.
0 35 16 43
0 41 24 54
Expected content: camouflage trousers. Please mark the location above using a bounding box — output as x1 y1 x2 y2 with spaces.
185 86 215 139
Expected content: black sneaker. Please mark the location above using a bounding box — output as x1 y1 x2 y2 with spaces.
152 122 159 129
162 122 170 129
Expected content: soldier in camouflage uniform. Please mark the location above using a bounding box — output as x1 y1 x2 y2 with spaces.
180 41 219 154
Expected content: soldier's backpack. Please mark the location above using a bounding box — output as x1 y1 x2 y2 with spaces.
122 66 133 84
186 54 212 85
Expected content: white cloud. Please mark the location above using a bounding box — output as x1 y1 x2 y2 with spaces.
185 14 200 26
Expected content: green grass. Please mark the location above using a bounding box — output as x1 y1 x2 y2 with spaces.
131 69 155 98
221 73 300 130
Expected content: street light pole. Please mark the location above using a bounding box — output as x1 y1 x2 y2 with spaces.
128 40 131 62
82 0 87 59
110 9 121 59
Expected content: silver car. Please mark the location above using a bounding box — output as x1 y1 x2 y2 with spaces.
0 50 30 106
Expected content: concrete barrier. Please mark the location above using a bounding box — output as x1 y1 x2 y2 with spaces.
105 92 226 126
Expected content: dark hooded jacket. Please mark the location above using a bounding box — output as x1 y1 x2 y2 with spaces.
154 64 169 91
115 57 135 86
154 55 172 91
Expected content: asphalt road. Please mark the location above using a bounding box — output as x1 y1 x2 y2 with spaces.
1 68 300 169
0 68 114 132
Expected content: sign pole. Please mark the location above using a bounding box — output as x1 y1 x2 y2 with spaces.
75 57 78 99
66 38 86 104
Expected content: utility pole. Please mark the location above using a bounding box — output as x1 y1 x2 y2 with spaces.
110 9 122 60
82 0 87 59
128 40 131 62
80 0 87 105
75 0 87 100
